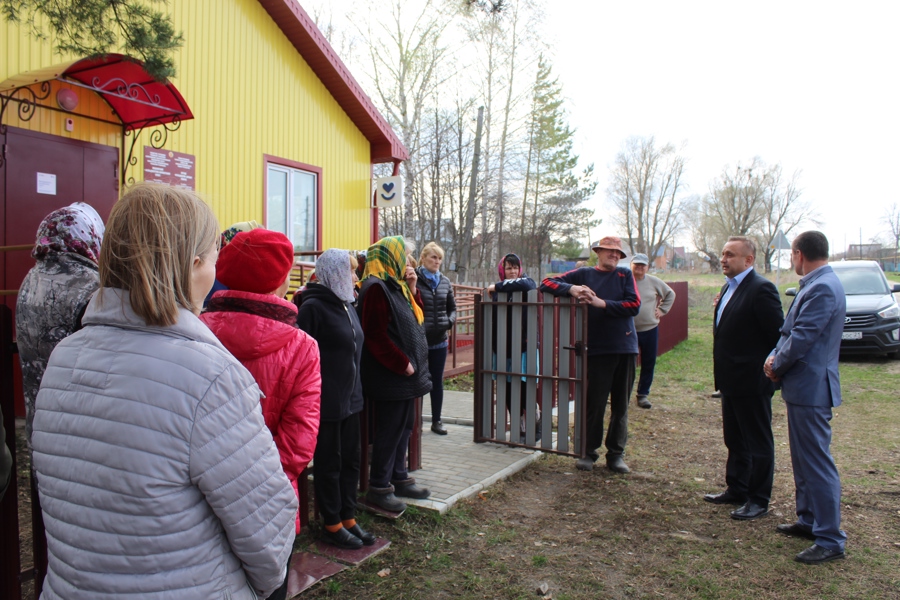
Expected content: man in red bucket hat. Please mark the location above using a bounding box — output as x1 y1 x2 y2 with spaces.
541 235 640 474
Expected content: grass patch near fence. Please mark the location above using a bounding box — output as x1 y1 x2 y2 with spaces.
296 271 900 599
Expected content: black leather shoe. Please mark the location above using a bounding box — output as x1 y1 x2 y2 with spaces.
392 478 430 499
606 456 630 474
776 522 816 541
795 544 845 565
346 524 376 546
322 527 363 550
431 421 448 435
703 490 746 505
730 501 769 520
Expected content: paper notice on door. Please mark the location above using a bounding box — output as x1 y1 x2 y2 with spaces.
37 172 57 195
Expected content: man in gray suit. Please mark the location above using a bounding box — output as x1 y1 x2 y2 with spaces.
765 230 847 564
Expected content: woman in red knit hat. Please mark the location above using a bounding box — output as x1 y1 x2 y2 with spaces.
201 229 321 543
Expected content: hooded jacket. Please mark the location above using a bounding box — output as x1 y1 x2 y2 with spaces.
296 282 364 421
201 290 321 481
32 288 297 600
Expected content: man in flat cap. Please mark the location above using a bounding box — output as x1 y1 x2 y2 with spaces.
630 253 676 409
541 236 640 474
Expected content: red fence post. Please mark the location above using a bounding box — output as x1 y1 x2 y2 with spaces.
1 305 23 600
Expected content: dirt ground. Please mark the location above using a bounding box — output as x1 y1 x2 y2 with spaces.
297 377 900 600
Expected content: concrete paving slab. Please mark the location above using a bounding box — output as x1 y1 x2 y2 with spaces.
404 421 541 514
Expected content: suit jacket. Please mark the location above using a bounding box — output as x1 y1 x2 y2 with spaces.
770 265 845 407
713 269 784 396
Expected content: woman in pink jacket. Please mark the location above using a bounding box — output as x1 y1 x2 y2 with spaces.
201 229 321 535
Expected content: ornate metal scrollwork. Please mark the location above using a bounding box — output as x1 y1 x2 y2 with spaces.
121 116 182 184
0 82 53 167
91 76 163 109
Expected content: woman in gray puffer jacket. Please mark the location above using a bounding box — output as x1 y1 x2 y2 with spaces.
31 183 297 600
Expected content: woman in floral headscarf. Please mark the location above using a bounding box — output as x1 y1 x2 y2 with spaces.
16 202 105 447
356 236 432 513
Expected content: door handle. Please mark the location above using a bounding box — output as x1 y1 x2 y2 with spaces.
562 341 585 356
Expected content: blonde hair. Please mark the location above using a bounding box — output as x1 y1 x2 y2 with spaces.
419 241 445 263
100 183 220 326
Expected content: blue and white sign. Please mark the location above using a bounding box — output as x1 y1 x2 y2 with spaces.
374 176 403 208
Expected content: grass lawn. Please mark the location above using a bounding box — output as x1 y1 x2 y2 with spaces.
295 271 900 599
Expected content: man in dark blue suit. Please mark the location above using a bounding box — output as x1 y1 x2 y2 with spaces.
765 231 847 564
705 236 784 521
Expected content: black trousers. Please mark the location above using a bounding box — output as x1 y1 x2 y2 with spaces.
721 391 775 505
313 412 361 526
369 398 415 488
585 354 635 459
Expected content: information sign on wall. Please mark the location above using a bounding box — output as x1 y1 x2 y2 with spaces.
143 147 196 190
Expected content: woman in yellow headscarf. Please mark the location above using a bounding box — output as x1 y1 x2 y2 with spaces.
356 236 432 513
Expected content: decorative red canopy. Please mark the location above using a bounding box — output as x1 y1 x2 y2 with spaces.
0 53 193 130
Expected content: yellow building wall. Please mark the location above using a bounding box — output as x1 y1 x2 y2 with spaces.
0 0 374 251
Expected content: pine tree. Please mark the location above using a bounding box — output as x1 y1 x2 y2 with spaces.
519 55 596 270
1 0 183 81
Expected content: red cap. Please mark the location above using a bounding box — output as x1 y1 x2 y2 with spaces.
216 229 295 294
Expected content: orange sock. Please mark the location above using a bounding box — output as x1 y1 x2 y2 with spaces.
325 523 343 533
341 519 357 529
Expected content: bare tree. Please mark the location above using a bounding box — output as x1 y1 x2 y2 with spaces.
883 203 900 268
757 166 818 271
607 136 686 262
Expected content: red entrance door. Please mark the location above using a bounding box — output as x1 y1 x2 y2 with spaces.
1 126 119 308
0 126 119 416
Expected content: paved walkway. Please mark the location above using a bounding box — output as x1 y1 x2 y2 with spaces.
405 390 541 514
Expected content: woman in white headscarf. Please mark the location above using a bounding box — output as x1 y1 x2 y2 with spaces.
296 249 375 549
16 202 105 448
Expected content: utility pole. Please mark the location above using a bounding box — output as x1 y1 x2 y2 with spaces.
457 106 484 283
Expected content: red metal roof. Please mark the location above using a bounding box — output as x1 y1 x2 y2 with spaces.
256 0 408 163
0 54 193 130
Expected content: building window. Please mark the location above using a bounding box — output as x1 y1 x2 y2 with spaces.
265 158 320 252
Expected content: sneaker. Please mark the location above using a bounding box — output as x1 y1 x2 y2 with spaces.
637 395 652 409
431 421 448 435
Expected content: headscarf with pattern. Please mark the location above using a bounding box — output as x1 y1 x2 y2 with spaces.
315 249 355 303
220 220 260 248
32 202 105 263
361 235 424 324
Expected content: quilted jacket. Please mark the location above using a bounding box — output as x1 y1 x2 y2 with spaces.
201 290 321 482
32 288 298 600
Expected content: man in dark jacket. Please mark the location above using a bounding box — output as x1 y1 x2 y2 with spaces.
705 236 784 521
541 236 641 474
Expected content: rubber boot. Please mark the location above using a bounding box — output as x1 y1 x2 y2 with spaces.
392 477 430 499
366 484 407 512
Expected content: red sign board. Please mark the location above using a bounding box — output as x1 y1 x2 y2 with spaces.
143 147 196 190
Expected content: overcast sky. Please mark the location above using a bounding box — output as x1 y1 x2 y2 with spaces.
545 1 900 253
309 0 899 253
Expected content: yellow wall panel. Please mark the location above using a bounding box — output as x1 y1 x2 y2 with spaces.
1 0 377 251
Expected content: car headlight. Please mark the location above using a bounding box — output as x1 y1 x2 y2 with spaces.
878 303 900 319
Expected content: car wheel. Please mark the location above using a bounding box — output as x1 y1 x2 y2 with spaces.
888 351 900 360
